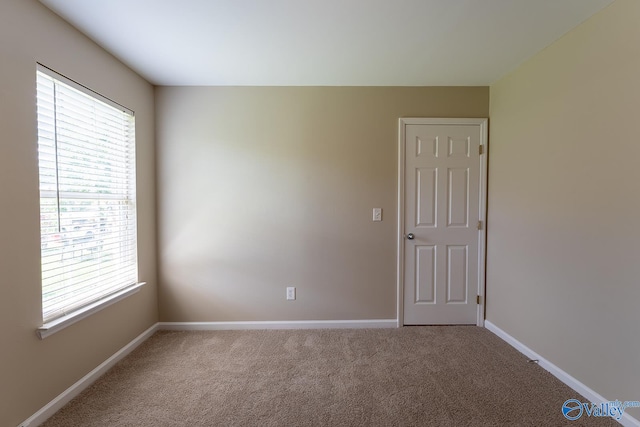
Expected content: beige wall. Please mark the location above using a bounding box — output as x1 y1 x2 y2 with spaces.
488 0 639 415
156 86 488 322
0 1 158 425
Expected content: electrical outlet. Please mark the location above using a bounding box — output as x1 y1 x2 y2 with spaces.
373 208 382 222
286 287 296 300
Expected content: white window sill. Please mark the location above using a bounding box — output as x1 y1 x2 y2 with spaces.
37 282 146 340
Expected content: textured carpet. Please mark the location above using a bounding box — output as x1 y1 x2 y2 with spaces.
41 327 618 426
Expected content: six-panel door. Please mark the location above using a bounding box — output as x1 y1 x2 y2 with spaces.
403 123 483 324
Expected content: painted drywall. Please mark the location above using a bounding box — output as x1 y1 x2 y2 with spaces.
488 0 639 417
0 1 157 425
156 86 488 322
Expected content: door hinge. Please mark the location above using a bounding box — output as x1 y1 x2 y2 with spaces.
477 220 483 230
479 145 484 155
476 295 481 305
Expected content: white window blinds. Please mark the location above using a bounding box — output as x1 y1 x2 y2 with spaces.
36 65 138 324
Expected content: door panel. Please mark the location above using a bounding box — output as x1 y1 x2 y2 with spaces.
446 245 468 303
416 168 437 227
447 168 469 227
403 120 486 325
415 245 436 303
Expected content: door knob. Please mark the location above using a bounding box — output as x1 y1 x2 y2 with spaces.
406 233 415 240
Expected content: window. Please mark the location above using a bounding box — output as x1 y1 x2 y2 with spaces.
36 64 139 328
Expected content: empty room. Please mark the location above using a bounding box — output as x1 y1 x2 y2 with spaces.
1 0 638 425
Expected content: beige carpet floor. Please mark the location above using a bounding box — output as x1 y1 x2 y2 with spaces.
41 327 618 426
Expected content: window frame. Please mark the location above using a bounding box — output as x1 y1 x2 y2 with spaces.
35 64 144 339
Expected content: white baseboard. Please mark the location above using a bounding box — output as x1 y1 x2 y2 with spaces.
158 319 398 331
485 320 639 427
19 323 159 427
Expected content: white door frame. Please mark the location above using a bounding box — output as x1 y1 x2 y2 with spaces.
396 118 488 327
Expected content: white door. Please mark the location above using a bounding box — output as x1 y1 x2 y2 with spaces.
400 118 487 325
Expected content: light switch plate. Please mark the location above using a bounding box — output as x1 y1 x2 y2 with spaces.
373 208 382 222
286 287 296 300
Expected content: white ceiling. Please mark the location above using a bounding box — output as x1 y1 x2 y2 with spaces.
39 0 614 86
